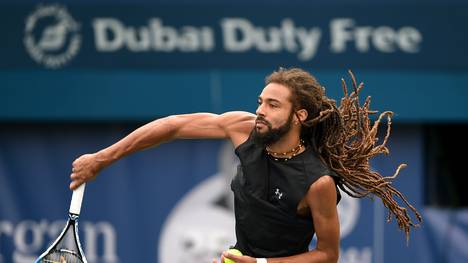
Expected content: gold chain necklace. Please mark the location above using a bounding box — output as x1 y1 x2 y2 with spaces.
265 140 305 161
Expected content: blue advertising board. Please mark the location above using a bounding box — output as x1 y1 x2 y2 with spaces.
1 124 467 263
0 3 467 70
1 3 468 122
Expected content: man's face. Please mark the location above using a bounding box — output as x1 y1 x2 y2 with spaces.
252 83 295 146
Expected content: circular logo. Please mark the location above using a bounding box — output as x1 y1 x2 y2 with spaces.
158 142 238 263
24 4 81 69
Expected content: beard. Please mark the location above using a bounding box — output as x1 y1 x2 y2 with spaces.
252 111 294 147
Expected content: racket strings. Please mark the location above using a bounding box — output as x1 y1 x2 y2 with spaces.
37 221 86 263
41 249 84 263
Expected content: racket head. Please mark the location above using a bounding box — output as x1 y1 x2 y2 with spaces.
37 248 85 263
35 215 87 263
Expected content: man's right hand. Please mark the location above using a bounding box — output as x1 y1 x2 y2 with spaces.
70 153 102 190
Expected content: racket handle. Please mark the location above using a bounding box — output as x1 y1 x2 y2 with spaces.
69 183 86 215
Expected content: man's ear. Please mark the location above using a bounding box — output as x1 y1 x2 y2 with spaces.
296 109 308 123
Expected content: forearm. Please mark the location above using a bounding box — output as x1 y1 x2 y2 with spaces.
266 249 338 263
94 116 178 168
69 115 201 189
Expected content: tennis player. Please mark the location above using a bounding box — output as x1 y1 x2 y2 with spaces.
70 68 421 263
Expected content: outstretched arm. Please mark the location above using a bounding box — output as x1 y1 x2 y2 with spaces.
70 111 255 189
218 175 340 263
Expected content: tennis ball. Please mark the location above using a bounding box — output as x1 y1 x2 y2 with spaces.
224 248 243 263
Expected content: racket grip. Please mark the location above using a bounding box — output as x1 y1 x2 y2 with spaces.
69 183 86 215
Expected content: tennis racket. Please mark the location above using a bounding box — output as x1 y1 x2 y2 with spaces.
35 183 88 263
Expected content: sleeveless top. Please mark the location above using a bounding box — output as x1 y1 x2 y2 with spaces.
231 137 341 258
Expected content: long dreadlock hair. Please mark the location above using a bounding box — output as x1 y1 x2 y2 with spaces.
266 68 422 241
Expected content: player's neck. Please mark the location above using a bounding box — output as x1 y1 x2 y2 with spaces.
266 132 302 154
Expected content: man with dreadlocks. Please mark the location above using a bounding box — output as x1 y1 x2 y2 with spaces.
70 68 421 263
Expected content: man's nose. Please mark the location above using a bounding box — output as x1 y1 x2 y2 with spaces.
256 103 265 116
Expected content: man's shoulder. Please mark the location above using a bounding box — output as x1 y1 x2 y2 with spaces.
220 111 255 147
310 176 336 191
307 175 338 204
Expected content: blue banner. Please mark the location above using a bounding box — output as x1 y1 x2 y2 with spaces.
0 3 467 70
1 124 466 263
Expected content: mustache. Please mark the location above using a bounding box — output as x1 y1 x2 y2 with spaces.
255 116 272 127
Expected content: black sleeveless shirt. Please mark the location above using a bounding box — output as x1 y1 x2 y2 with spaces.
231 137 341 258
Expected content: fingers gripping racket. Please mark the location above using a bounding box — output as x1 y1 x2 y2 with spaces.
35 184 88 263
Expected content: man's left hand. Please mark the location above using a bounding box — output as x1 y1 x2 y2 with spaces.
212 251 257 263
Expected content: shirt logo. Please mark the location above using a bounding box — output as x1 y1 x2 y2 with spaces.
274 188 283 200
